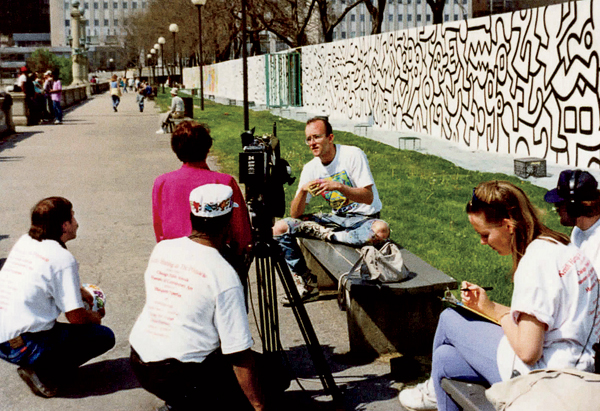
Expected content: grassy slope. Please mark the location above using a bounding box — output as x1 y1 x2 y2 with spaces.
157 91 569 306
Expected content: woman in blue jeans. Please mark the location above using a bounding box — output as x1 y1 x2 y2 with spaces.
0 197 114 398
399 181 600 411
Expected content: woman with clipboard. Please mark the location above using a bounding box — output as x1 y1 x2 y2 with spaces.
399 181 600 411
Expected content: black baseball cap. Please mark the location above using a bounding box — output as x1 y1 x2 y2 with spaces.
544 169 599 203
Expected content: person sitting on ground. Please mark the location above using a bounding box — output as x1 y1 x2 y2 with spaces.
0 197 115 398
130 184 266 411
272 116 390 302
545 169 600 271
398 180 600 411
156 87 185 134
152 120 252 281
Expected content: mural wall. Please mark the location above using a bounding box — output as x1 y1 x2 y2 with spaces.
302 0 600 168
183 55 268 105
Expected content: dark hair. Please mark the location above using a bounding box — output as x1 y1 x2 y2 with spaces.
466 181 569 276
306 116 333 136
171 121 213 163
29 197 73 247
190 213 231 236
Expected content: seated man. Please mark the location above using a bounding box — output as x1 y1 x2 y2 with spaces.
129 184 265 410
272 116 390 302
0 197 115 398
156 87 185 134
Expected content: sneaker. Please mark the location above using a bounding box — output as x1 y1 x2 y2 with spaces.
398 378 437 411
281 273 319 306
54 120 62 124
295 221 334 241
156 129 165 134
17 367 58 398
156 403 173 411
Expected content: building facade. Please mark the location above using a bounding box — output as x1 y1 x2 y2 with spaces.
331 0 472 40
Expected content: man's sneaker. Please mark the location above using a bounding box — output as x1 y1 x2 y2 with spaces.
398 378 437 411
17 367 58 398
295 221 334 241
281 273 319 306
156 129 165 134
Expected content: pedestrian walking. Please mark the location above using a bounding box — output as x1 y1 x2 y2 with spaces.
48 71 62 124
110 75 121 112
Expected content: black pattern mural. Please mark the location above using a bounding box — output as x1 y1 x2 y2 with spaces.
302 0 600 167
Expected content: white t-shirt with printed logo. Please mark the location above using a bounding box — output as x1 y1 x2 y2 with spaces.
571 217 600 273
297 144 382 215
0 235 83 343
496 239 600 381
129 237 253 363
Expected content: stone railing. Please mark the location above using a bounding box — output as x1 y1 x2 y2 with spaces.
0 92 15 136
9 82 107 127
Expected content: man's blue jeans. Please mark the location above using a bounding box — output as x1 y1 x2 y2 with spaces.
274 212 380 280
52 100 62 122
0 322 115 379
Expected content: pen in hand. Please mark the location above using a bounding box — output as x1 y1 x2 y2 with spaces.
461 286 493 292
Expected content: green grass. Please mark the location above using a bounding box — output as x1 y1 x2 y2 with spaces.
156 90 570 306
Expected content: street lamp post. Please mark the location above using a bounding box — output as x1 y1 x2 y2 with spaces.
169 23 179 87
150 48 157 87
153 43 160 88
191 0 207 110
158 36 166 93
109 58 114 76
147 53 152 86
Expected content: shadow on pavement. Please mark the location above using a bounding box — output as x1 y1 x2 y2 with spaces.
59 357 141 398
0 131 42 154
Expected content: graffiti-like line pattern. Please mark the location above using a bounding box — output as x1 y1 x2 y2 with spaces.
302 0 600 168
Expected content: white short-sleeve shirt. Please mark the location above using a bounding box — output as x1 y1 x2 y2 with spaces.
0 235 83 343
129 237 253 363
296 144 382 215
496 239 600 380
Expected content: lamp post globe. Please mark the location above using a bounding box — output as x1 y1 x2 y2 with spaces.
191 0 207 110
109 58 114 76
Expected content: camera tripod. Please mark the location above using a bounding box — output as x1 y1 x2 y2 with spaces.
250 217 342 404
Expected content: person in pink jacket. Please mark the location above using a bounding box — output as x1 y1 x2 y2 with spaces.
152 121 252 276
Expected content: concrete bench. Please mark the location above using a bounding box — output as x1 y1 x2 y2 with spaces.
164 117 193 133
441 379 495 411
354 123 371 137
298 238 457 358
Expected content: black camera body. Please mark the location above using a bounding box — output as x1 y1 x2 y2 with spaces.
239 125 295 235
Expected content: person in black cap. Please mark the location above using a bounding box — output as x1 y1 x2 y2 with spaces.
545 169 600 271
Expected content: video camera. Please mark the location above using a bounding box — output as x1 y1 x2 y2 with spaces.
239 123 295 235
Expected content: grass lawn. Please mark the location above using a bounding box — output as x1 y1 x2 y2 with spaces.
157 90 569 306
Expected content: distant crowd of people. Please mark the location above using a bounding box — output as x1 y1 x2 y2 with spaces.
13 66 62 125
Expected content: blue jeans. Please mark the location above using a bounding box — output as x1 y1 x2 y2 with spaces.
274 212 381 280
0 322 115 380
52 100 62 122
111 95 120 109
431 308 504 411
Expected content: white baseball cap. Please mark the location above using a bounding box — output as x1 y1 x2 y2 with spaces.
189 184 238 218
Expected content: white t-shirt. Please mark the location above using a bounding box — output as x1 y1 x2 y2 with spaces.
170 96 185 113
129 237 253 363
571 218 600 274
496 239 600 381
297 144 382 215
0 235 83 343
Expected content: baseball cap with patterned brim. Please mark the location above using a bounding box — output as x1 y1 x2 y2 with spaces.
544 169 599 203
189 184 238 218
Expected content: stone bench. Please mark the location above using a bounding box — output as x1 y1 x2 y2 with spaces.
441 379 495 411
298 238 457 358
164 116 193 133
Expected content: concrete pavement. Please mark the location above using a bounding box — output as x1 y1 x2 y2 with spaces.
0 92 406 411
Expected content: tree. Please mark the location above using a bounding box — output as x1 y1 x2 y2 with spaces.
427 0 446 24
248 0 317 48
363 0 386 35
26 48 73 85
316 0 365 43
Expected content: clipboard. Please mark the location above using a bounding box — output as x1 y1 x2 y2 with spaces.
441 288 500 325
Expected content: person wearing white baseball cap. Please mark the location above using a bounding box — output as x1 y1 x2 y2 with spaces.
130 184 265 410
156 87 185 134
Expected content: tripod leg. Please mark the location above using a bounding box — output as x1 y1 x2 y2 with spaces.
267 241 343 403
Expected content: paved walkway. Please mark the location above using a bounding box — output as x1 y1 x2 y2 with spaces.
6 92 588 410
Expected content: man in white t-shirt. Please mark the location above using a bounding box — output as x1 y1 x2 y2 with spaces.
0 197 115 398
272 116 390 302
129 184 265 410
545 169 600 271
